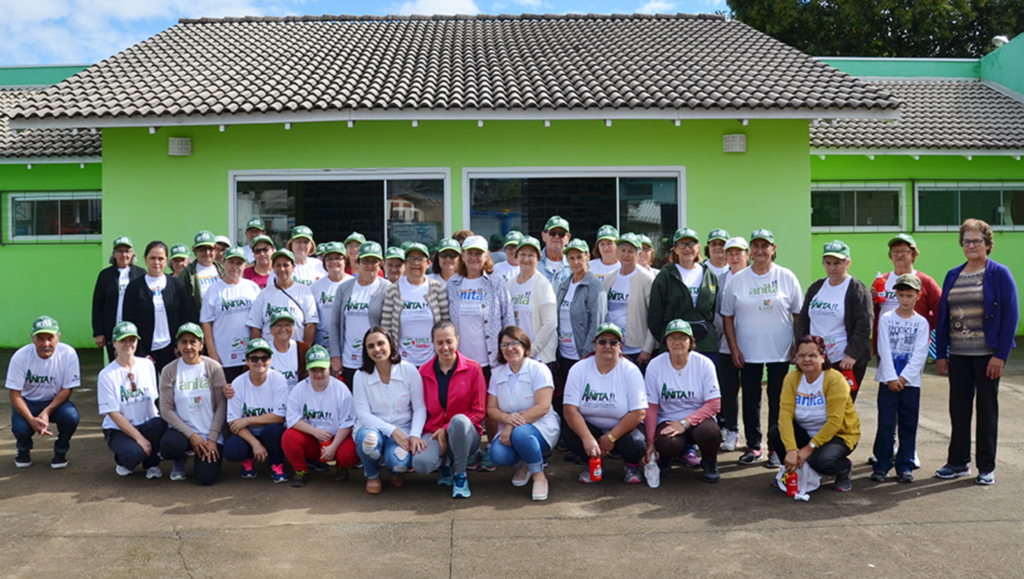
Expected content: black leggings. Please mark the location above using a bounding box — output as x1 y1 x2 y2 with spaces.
563 420 646 465
767 422 853 477
159 429 223 486
741 362 790 450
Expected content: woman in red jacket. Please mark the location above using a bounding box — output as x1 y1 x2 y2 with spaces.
412 321 486 499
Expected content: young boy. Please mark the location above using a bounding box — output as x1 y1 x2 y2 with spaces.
871 273 931 483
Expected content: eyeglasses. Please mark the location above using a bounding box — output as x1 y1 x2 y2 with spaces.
795 353 821 360
890 249 912 257
127 372 137 393
499 340 522 350
675 241 698 249
406 256 428 263
961 239 985 248
247 354 271 363
596 338 621 347
548 230 568 238
253 246 272 255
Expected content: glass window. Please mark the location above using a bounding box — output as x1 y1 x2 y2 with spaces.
619 178 677 262
387 180 445 248
8 193 101 241
811 187 899 229
917 184 1024 229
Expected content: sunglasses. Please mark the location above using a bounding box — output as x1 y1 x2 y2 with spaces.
247 354 271 363
253 246 272 254
548 230 568 238
596 338 621 347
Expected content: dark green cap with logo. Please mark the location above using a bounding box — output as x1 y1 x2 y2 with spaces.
673 228 699 244
707 228 730 243
595 322 623 340
359 241 384 261
193 230 216 249
290 225 314 242
113 236 133 249
822 239 851 260
224 246 247 262
503 231 525 247
405 242 430 259
664 319 694 339
245 217 266 232
563 238 590 255
250 234 274 249
270 310 296 326
175 322 204 340
437 238 462 255
544 215 570 233
596 224 619 242
888 233 917 249
32 315 59 336
344 232 367 246
616 232 642 249
170 243 190 259
271 248 295 264
112 321 140 342
322 241 345 256
385 247 406 261
306 345 331 370
750 229 776 244
638 234 654 248
517 236 542 254
894 273 922 291
245 338 273 356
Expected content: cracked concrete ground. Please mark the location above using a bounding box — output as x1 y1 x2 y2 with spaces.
2 347 1024 578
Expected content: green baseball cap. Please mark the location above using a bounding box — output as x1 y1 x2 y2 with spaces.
563 238 590 255
616 232 642 249
462 235 489 253
31 315 59 336
436 238 462 255
344 232 367 246
271 248 296 264
224 246 247 262
385 246 406 261
822 239 851 260
175 322 204 340
314 243 327 256
193 230 216 249
112 321 140 342
750 229 775 244
250 234 274 249
306 345 331 370
596 225 619 243
672 227 700 244
359 241 384 261
595 322 623 340
400 241 414 251
544 215 570 233
503 231 525 247
638 234 654 249
516 236 542 255
245 338 273 356
170 243 190 259
663 319 694 339
215 235 232 247
322 241 345 256
290 225 314 242
405 242 430 259
245 217 266 232
707 228 730 243
113 236 133 249
270 310 296 326
888 233 918 249
894 273 922 291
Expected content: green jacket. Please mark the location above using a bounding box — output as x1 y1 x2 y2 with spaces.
177 260 225 320
647 262 719 353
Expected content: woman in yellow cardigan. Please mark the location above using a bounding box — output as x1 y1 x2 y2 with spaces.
768 335 860 492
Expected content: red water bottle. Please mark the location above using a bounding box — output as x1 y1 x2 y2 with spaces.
786 471 799 497
872 272 887 304
589 457 603 482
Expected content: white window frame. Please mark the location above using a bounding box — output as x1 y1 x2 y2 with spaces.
228 168 453 243
6 191 102 243
461 166 687 233
915 181 1024 232
810 181 906 233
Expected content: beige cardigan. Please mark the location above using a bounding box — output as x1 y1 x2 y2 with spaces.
158 356 227 442
602 266 658 354
380 278 450 340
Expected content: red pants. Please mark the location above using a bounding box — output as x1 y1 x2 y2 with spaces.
282 428 359 472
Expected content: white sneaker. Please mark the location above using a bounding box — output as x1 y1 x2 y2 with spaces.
912 451 921 470
146 466 163 479
721 429 739 452
116 465 132 477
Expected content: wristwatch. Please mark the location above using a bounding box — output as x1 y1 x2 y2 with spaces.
607 433 617 444
809 441 818 449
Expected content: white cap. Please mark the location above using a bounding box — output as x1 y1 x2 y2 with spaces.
724 236 749 251
461 235 489 253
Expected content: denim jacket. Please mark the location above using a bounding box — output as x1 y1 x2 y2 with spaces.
555 270 609 359
446 272 515 367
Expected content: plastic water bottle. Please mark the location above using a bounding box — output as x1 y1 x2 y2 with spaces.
645 456 661 488
787 471 799 497
589 457 603 482
873 271 887 304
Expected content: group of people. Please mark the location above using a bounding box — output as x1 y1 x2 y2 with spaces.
6 215 1015 500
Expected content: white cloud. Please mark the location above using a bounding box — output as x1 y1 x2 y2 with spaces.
397 0 481 14
636 0 674 14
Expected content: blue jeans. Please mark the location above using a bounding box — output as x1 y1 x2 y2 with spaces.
873 385 921 474
223 423 286 465
11 399 80 454
355 427 413 479
104 417 167 470
489 423 551 474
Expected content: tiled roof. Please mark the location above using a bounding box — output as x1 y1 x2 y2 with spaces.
0 89 101 158
811 80 1024 150
11 14 899 126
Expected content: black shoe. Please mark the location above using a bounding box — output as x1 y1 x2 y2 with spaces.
555 439 568 452
701 459 720 484
835 459 853 492
738 449 762 464
308 460 330 473
335 467 350 482
563 452 585 465
898 471 914 484
870 471 886 482
765 451 782 469
291 471 309 488
14 450 31 468
51 452 68 470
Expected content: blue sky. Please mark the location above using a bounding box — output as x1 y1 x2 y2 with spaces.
1 0 728 66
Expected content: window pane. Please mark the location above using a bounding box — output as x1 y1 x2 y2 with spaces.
918 189 958 226
811 190 854 226
959 189 1003 226
855 189 899 227
60 198 102 235
1006 190 1024 225
387 180 445 247
13 199 59 236
237 182 297 248
620 178 677 262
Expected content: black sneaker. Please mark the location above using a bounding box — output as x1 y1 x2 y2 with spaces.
935 464 971 479
14 450 31 468
51 452 68 470
898 471 914 484
738 449 762 464
291 470 309 488
563 452 585 465
870 471 887 482
335 467 350 482
308 460 330 473
701 459 720 484
765 451 782 469
835 459 853 492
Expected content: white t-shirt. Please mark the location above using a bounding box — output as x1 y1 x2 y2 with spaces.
146 274 171 350
456 277 489 366
171 359 222 443
200 278 260 368
286 377 356 435
589 259 620 284
116 267 132 324
539 253 568 283
194 263 221 299
875 310 931 388
309 275 347 350
398 277 435 367
352 360 426 438
292 258 327 286
563 357 648 430
509 275 536 340
558 281 580 360
719 264 803 363
793 372 828 439
607 269 640 355
227 369 288 435
492 261 520 284
675 263 704 306
808 277 851 363
707 262 730 278
246 282 319 343
4 342 81 402
272 340 301 391
97 357 159 430
342 278 383 369
644 351 720 423
243 244 255 264
427 273 448 289
488 358 560 448
715 269 739 354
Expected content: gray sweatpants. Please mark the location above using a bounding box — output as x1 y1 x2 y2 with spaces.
412 414 481 475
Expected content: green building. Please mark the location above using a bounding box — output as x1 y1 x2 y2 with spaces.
2 14 1021 348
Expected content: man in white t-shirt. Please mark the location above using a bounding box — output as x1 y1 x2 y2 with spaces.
539 215 572 288
5 316 81 469
491 231 523 282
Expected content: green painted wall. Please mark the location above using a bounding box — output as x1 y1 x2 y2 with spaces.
981 35 1024 95
0 65 91 86
0 163 102 348
811 154 1024 333
819 58 980 78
